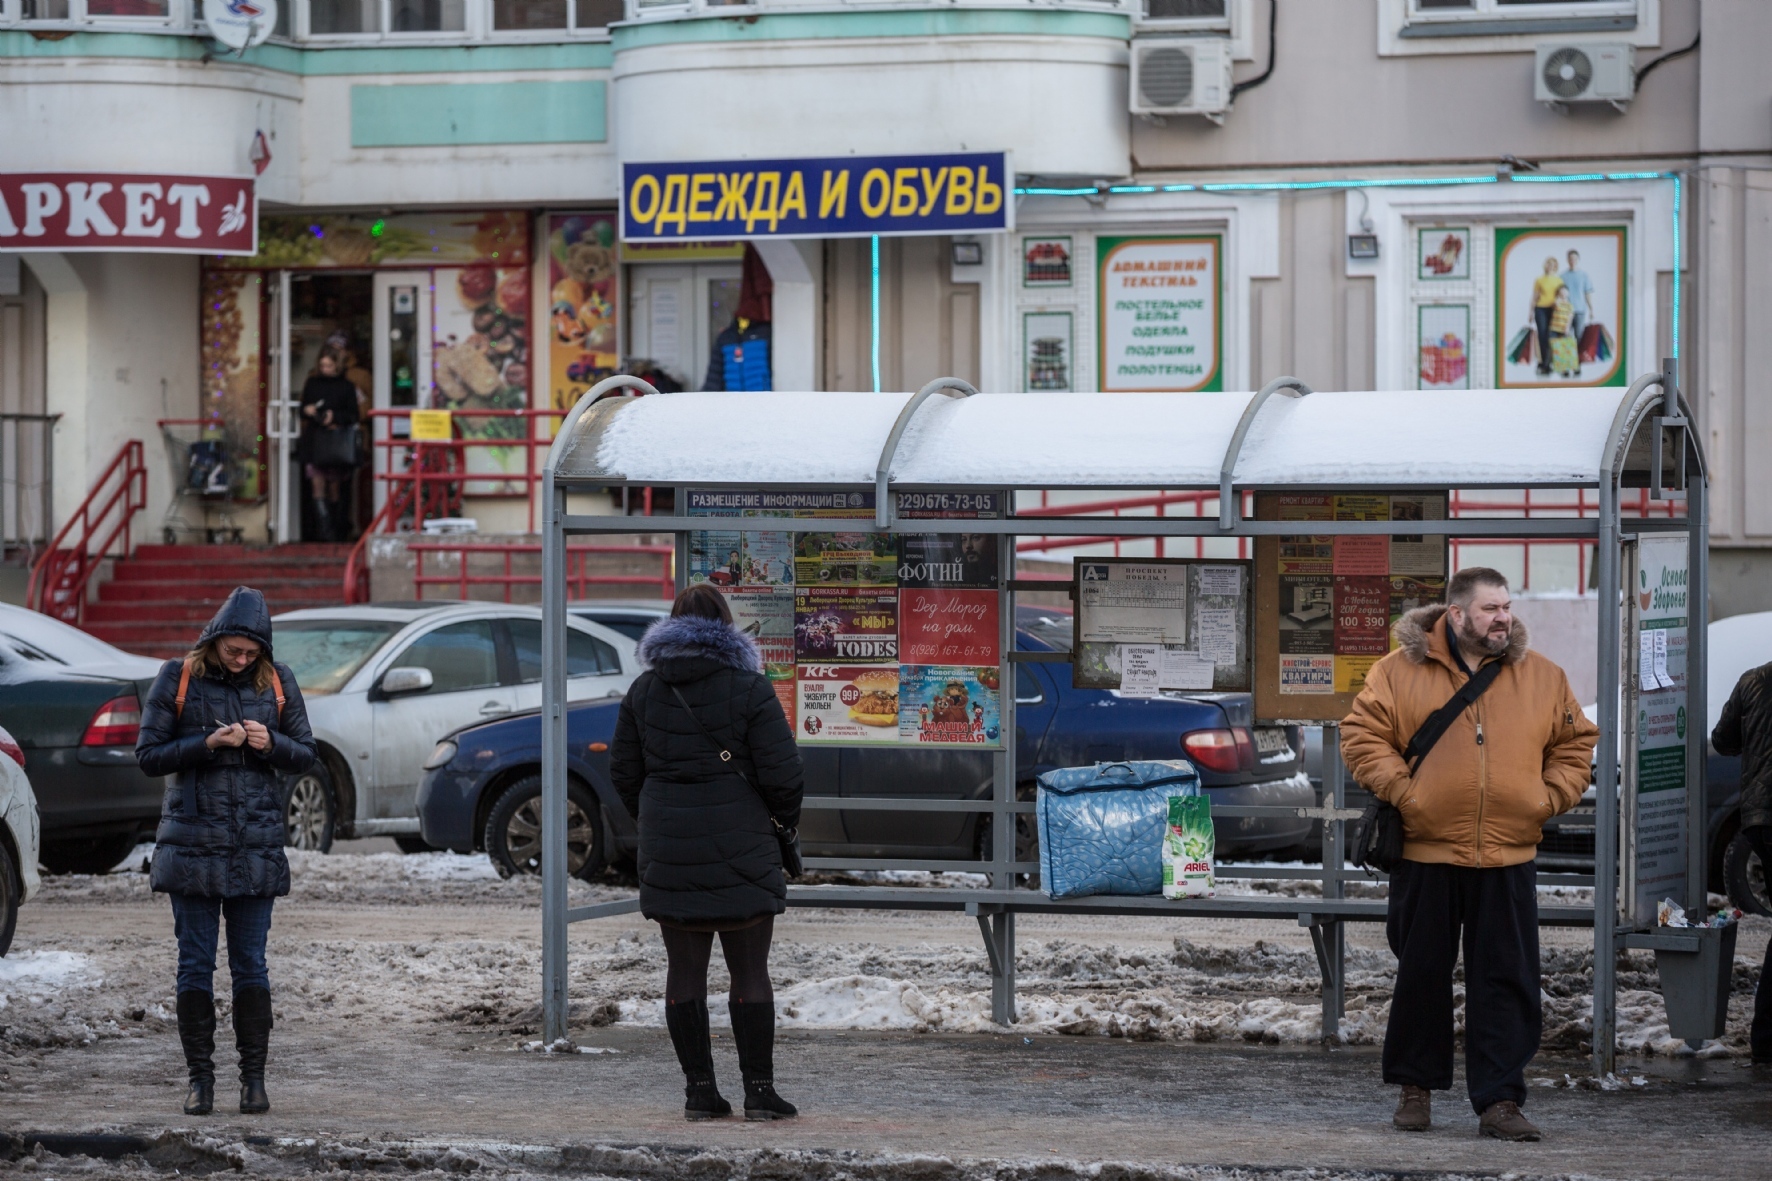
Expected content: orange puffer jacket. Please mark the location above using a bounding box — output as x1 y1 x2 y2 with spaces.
1340 605 1598 869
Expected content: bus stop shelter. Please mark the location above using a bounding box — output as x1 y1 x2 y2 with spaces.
537 365 1706 1079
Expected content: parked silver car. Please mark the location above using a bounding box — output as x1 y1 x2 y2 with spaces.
273 603 638 851
0 721 42 955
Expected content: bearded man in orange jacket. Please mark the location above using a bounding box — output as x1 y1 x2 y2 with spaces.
1342 567 1598 1142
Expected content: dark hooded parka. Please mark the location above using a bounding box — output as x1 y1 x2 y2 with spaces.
611 615 804 927
137 587 317 898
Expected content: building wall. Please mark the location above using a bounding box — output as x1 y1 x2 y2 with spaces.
824 237 981 394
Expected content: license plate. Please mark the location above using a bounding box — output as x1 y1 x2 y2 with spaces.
1253 727 1292 756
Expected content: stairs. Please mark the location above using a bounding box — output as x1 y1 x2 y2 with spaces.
82 543 353 659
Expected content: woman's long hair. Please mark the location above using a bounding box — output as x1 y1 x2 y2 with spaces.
671 583 733 624
185 637 277 694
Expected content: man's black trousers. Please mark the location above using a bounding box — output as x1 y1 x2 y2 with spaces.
1383 859 1541 1114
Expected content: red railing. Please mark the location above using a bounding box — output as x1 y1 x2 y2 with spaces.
411 541 675 602
27 440 148 625
1015 486 1687 595
343 408 666 604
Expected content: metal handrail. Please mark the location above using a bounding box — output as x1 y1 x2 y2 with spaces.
1216 376 1312 530
26 439 147 625
874 378 978 528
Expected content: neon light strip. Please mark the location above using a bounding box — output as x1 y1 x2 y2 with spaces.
871 233 882 392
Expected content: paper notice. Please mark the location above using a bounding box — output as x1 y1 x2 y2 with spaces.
1119 644 1161 697
1652 628 1674 689
1638 630 1658 693
1158 649 1216 691
1197 607 1239 665
1197 566 1243 597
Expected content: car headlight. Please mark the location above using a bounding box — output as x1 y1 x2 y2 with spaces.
422 740 459 771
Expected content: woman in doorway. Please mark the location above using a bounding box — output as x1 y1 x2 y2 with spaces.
135 587 317 1116
298 346 362 542
611 584 804 1121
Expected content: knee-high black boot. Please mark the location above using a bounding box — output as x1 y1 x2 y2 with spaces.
663 999 731 1120
233 987 273 1114
729 1000 795 1120
176 991 216 1115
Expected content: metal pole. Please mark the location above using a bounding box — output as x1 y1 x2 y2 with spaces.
1592 470 1621 1079
1321 721 1345 1041
275 270 293 543
541 470 570 1044
1684 412 1708 916
990 517 1018 1024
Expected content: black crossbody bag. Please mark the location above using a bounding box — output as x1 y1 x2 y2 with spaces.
669 683 803 879
1352 658 1503 874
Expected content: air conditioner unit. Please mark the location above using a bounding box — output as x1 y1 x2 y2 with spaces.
1534 43 1635 109
1131 36 1233 121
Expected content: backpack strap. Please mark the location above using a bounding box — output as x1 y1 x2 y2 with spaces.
270 667 285 718
174 660 193 720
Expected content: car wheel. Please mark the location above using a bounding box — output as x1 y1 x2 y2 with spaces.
0 839 18 957
39 832 140 876
393 836 434 855
483 775 605 881
283 767 336 853
1724 830 1771 917
973 801 1041 888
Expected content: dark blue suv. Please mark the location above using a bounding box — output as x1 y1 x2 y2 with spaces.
417 606 1312 878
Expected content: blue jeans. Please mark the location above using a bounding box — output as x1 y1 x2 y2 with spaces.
169 893 275 996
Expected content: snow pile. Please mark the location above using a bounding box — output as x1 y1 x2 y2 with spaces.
0 949 97 1008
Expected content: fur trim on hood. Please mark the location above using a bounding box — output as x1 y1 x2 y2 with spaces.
1393 603 1530 666
638 614 762 674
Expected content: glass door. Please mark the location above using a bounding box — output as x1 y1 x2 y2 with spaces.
624 263 741 390
372 271 432 516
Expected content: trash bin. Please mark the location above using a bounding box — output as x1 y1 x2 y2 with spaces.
1649 924 1739 1042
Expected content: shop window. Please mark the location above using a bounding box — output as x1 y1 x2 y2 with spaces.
576 0 622 26
1146 0 1227 20
87 0 170 15
310 0 381 34
20 0 71 16
1403 0 1642 34
390 0 466 32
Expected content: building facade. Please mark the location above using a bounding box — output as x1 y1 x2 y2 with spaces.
2 0 1769 612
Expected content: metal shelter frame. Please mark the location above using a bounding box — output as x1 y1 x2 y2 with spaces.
539 367 1707 1080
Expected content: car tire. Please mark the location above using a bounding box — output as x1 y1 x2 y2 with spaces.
483 775 605 881
39 832 140 876
1724 830 1770 917
283 766 336 854
393 836 434 855
0 839 18 957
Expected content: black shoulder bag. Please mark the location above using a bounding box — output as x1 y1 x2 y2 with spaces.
669 683 803 878
1352 658 1504 874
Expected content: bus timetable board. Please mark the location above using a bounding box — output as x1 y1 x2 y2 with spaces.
687 489 1005 749
1252 491 1449 723
1069 558 1252 693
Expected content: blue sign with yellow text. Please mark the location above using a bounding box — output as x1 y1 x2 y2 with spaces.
621 152 1013 242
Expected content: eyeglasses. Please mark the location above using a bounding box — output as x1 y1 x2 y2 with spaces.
219 642 261 662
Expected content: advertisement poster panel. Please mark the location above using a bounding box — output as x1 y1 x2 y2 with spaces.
899 666 1002 746
797 665 899 745
1096 235 1222 392
545 213 620 413
432 265 531 493
1496 225 1626 388
794 587 898 663
1627 533 1690 926
899 589 999 665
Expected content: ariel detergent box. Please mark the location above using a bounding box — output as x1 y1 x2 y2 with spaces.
1162 794 1216 898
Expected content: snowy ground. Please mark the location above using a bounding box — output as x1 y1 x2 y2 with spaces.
4 847 1763 1063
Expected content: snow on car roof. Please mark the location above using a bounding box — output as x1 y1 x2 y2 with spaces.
551 387 1636 489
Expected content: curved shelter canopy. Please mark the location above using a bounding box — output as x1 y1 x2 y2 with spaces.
548 386 1640 490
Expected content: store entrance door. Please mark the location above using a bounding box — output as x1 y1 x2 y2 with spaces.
371 271 432 517
286 272 373 543
625 264 741 390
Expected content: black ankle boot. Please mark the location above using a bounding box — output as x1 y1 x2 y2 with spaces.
729 1000 795 1120
232 987 273 1114
664 999 730 1120
176 990 216 1116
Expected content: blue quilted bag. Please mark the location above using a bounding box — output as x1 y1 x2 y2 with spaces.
1036 761 1201 899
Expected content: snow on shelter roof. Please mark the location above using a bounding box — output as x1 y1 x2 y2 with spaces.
549 387 1633 489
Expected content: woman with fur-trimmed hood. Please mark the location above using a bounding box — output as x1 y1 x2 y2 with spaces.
611 584 803 1123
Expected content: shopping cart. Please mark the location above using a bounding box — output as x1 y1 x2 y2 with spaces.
159 419 245 545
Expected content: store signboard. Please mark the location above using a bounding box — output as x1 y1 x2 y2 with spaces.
1625 533 1690 926
1 172 256 255
1096 235 1222 391
621 153 1012 242
687 488 1005 747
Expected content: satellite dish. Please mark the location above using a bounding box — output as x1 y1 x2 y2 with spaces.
202 0 277 52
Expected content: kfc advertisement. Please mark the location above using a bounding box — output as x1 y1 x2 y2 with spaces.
0 173 256 255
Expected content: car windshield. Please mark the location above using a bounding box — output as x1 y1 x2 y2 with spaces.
1015 608 1074 653
276 620 402 693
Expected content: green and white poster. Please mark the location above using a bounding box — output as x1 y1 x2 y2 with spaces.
1095 235 1222 392
1626 533 1690 926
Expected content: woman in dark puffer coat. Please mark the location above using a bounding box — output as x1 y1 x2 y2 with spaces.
136 587 316 1118
612 584 804 1122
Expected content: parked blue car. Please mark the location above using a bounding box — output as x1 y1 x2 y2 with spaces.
417 606 1312 878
